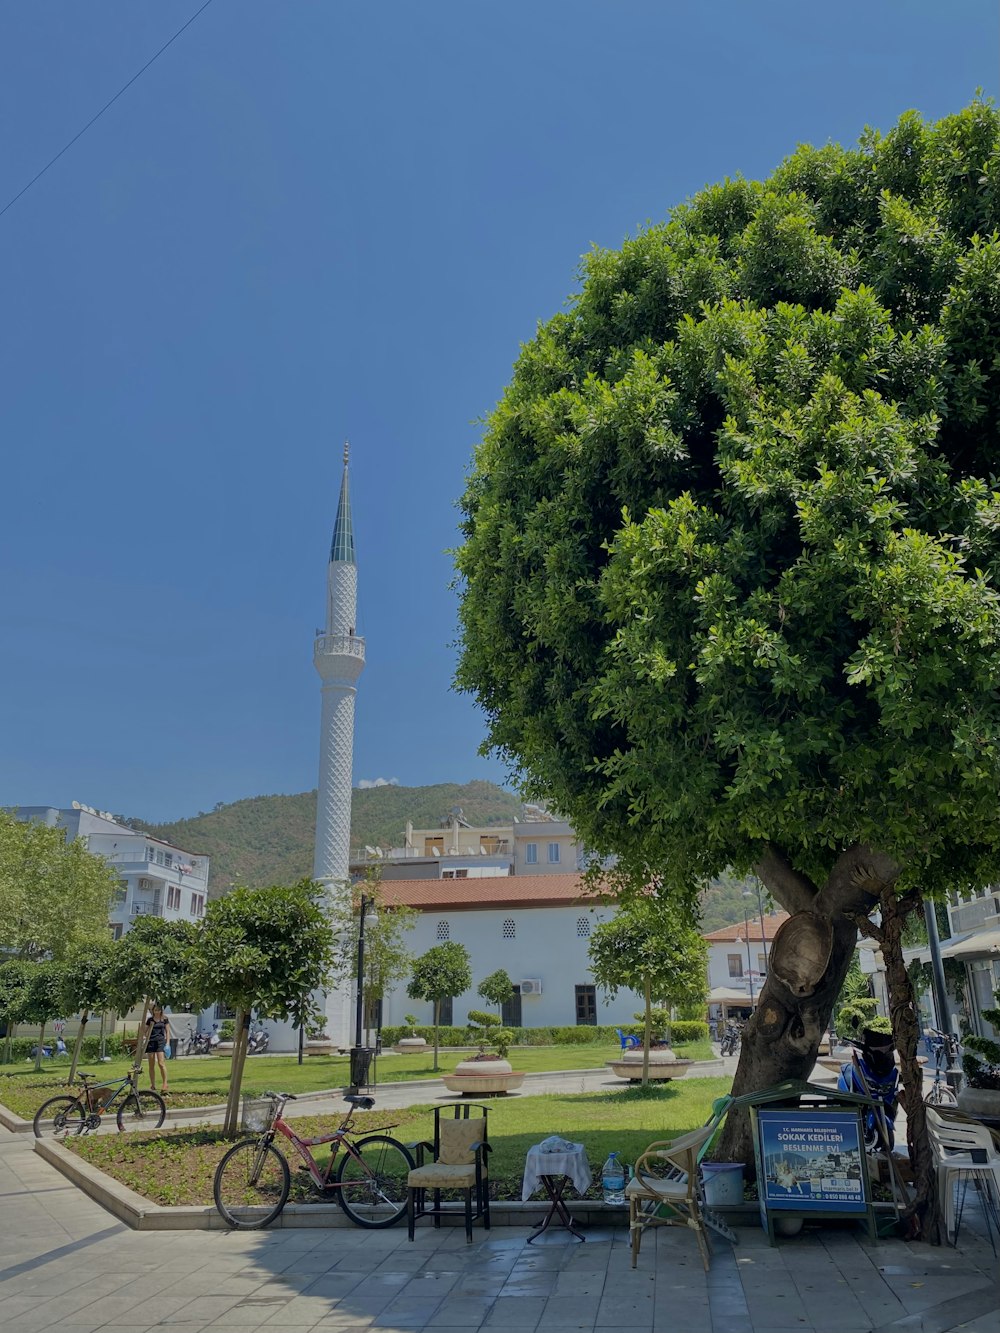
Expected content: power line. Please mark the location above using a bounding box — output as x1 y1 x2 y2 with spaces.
0 0 217 222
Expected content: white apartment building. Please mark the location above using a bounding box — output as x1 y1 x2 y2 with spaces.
14 805 210 937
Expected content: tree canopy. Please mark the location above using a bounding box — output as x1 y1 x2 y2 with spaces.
456 101 1000 904
0 810 118 959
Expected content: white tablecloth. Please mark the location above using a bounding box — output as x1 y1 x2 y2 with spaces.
522 1143 593 1201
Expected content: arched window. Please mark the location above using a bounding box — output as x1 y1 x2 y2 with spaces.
502 918 516 940
436 920 450 941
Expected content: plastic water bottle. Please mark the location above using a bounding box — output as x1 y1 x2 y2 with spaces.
601 1152 626 1204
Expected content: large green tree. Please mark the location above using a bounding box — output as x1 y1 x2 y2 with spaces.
456 102 1000 1233
0 810 118 960
588 895 707 1084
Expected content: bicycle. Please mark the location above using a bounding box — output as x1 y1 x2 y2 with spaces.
924 1029 960 1106
33 1068 167 1138
213 1091 415 1231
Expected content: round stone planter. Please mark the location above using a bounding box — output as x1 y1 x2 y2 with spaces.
957 1086 1000 1122
394 1037 428 1055
607 1048 692 1082
441 1057 525 1096
305 1039 335 1056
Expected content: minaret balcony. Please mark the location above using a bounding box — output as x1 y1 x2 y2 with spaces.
314 633 366 660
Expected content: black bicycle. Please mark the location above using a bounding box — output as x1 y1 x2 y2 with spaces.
33 1068 166 1137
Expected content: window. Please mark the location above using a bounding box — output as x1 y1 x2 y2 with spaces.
502 987 522 1027
166 886 181 910
112 881 127 906
190 893 205 916
455 868 468 878
728 954 744 978
436 920 450 941
215 1002 235 1020
109 923 123 940
502 918 516 940
164 853 173 868
576 916 591 938
438 996 453 1026
575 984 597 1025
525 843 538 865
547 843 560 864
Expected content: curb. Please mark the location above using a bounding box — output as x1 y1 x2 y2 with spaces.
34 1137 638 1232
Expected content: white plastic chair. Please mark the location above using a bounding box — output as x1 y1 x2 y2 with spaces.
925 1106 1000 1249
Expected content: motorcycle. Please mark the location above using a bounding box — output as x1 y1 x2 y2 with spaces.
837 1028 899 1152
719 1020 744 1056
247 1026 270 1055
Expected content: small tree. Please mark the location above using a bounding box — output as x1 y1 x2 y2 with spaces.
329 871 417 1044
406 942 472 1071
477 968 514 1020
195 880 335 1135
963 982 1000 1090
20 961 68 1071
0 959 33 1064
589 896 707 1084
60 939 117 1082
101 917 203 1068
466 1010 512 1059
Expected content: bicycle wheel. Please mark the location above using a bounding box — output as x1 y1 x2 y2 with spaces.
214 1139 290 1229
336 1135 414 1228
33 1095 85 1139
925 1082 958 1107
117 1090 166 1131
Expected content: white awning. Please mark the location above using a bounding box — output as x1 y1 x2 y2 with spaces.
708 986 761 1007
903 927 1000 966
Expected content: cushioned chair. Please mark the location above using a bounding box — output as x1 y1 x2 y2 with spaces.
407 1104 491 1243
626 1123 716 1271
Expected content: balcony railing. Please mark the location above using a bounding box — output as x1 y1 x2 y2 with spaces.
314 633 366 658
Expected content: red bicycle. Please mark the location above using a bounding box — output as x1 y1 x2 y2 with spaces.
212 1091 414 1230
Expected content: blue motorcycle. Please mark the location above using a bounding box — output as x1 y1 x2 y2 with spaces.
837 1028 899 1152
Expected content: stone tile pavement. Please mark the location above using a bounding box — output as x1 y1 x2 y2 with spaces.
1 1123 998 1333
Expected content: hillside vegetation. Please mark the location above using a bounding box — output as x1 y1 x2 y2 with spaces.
142 781 521 894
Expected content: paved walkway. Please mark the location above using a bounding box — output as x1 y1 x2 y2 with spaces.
2 1117 999 1333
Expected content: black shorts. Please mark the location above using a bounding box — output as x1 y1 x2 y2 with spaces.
146 1040 164 1054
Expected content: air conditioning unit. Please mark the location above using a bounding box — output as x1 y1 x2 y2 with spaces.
520 979 543 996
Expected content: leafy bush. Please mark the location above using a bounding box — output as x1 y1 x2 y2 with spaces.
219 1020 235 1041
0 1031 127 1065
962 978 1000 1089
670 1020 709 1044
381 1025 473 1047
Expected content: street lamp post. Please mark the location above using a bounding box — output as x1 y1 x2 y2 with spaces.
742 909 755 1009
350 895 376 1092
744 882 769 975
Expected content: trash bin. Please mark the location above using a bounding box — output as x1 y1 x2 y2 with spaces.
350 1046 374 1089
701 1162 744 1206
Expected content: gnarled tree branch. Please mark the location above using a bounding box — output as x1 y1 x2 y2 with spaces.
754 844 819 914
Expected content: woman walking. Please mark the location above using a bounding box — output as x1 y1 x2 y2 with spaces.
145 1006 172 1095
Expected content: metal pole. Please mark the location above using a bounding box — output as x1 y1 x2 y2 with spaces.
755 880 769 972
350 895 367 1091
924 897 962 1093
744 910 755 1008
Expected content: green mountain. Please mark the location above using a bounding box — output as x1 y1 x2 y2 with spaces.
141 781 521 894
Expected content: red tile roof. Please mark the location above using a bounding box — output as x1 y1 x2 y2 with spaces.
702 911 790 943
380 873 611 912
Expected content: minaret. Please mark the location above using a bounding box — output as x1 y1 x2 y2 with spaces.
313 443 365 1045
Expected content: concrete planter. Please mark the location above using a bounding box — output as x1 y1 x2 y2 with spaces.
441 1057 525 1095
305 1039 336 1056
394 1037 428 1054
608 1047 692 1082
957 1086 1000 1122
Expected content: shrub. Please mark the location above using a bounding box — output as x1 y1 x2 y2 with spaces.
380 1025 472 1047
219 1020 235 1041
670 1020 709 1044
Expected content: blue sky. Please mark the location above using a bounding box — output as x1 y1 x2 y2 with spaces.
1 2 997 821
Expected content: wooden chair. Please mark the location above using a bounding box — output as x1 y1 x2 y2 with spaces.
407 1104 491 1243
626 1123 716 1271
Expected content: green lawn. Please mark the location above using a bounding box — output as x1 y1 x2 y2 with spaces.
0 1041 714 1119
68 1077 733 1206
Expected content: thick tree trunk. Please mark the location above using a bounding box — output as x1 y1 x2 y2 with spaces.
132 999 151 1074
69 1010 89 1084
223 1009 249 1137
878 887 941 1243
715 843 895 1167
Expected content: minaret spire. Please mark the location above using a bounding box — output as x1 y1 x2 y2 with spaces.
313 443 365 1046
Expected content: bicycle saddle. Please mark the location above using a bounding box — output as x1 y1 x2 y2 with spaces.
345 1094 375 1110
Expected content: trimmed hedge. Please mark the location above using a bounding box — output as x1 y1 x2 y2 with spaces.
379 1023 709 1048
0 1033 128 1066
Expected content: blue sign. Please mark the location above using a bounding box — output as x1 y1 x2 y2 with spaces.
756 1109 867 1213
